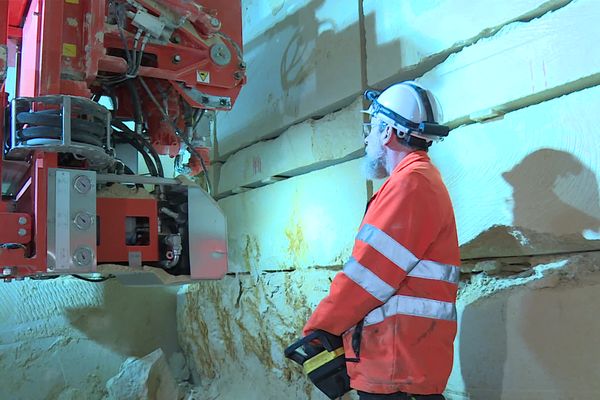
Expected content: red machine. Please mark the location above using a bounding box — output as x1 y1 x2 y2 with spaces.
0 0 246 281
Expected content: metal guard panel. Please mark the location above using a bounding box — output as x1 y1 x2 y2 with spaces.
187 186 227 279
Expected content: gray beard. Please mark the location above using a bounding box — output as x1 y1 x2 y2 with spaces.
362 152 388 180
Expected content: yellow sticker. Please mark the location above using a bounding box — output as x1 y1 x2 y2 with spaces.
65 0 80 4
197 70 210 84
62 43 77 57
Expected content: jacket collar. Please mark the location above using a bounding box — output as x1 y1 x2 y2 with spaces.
391 150 430 175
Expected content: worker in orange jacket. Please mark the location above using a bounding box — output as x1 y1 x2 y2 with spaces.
303 82 460 399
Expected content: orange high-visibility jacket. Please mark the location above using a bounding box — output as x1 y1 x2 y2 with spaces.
303 151 460 395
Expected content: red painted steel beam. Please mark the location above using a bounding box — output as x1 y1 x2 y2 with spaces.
8 26 22 39
8 0 29 28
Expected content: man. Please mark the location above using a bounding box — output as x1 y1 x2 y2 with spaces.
303 82 460 400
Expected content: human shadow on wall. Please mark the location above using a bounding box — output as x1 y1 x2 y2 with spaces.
460 148 600 259
65 280 179 358
459 149 600 398
502 148 600 237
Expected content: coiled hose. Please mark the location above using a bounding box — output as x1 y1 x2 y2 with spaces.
16 109 107 147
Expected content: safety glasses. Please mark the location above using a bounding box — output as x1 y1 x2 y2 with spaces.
362 123 373 138
362 121 386 138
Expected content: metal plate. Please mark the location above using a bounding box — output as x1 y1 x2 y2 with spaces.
47 168 97 273
187 186 228 279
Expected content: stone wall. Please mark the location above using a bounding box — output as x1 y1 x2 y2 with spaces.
0 278 180 399
178 1 600 399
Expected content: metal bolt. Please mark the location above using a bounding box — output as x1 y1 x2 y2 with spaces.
18 228 27 236
172 54 181 64
73 247 94 267
239 61 246 70
210 17 220 27
18 217 27 225
73 212 93 230
233 71 243 80
2 267 13 276
73 175 92 194
210 44 231 66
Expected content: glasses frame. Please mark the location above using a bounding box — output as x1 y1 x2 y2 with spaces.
362 121 387 138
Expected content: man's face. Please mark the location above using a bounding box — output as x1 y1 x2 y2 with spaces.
362 116 388 179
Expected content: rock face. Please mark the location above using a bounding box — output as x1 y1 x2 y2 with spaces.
106 349 178 400
0 278 179 400
177 0 600 398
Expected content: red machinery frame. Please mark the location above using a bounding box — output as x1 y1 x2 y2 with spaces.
0 0 244 278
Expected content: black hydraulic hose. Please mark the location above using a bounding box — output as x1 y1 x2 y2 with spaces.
112 119 164 177
125 79 143 134
112 127 158 176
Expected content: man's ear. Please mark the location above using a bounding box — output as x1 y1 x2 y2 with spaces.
381 125 395 145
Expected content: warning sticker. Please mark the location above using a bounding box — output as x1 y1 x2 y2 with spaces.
62 43 77 57
197 70 210 84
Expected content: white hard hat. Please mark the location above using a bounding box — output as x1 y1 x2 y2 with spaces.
363 81 449 149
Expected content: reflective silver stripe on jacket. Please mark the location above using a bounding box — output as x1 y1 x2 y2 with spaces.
363 295 456 326
356 224 419 273
357 224 459 284
408 260 460 284
343 258 396 303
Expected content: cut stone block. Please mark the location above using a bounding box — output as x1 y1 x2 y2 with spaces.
217 0 362 157
241 0 305 44
364 0 570 86
418 0 600 125
106 349 178 400
363 0 568 85
177 269 338 398
0 278 179 400
218 159 367 272
218 98 364 195
429 84 600 258
448 252 600 399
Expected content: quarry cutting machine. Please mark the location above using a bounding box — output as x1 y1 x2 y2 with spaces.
0 0 246 282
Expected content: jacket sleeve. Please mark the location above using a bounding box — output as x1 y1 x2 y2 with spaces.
303 171 442 336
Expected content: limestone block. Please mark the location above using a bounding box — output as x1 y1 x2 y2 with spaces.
219 159 366 272
448 252 600 399
106 349 178 400
177 269 339 399
429 84 600 258
241 0 305 44
364 0 570 86
0 278 179 399
0 337 120 400
168 352 190 382
218 98 364 195
418 0 600 125
217 0 361 157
